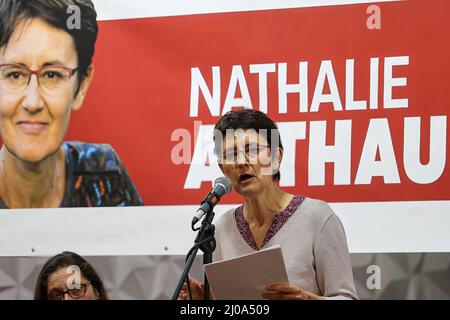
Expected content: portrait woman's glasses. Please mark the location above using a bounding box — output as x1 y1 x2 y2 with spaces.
0 63 78 94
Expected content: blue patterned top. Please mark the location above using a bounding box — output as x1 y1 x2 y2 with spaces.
0 142 144 208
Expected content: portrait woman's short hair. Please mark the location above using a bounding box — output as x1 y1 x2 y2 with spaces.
0 0 98 84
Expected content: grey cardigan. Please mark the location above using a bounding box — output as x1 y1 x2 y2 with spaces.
213 197 358 299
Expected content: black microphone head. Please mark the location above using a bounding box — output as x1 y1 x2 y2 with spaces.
214 176 232 196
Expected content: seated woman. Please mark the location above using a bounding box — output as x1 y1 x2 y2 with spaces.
180 109 358 300
0 0 143 208
35 251 107 300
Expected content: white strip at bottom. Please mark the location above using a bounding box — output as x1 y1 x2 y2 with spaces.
0 201 449 257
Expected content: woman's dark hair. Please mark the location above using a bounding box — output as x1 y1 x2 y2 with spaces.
0 0 98 85
214 109 283 181
34 251 107 300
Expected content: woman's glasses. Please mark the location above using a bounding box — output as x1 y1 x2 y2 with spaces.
219 143 270 164
47 282 89 300
0 63 78 94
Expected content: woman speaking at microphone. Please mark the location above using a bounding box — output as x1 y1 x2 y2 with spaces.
180 109 357 300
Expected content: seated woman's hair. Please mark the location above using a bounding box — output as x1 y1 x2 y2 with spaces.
214 109 284 181
0 0 98 83
34 251 107 300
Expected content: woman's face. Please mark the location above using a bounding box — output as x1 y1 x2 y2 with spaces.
0 18 92 163
218 129 282 197
47 267 99 300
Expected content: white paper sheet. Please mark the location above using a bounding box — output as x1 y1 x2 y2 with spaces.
203 245 289 300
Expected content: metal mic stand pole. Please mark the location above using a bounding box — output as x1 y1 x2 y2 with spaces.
172 210 216 300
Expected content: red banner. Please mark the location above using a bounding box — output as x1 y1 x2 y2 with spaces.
67 0 450 205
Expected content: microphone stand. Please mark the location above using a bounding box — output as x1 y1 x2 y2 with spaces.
172 210 216 300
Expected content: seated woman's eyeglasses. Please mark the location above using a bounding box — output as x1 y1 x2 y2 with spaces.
47 282 89 300
0 63 78 94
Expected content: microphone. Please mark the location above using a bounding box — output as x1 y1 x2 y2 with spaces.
192 176 232 225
